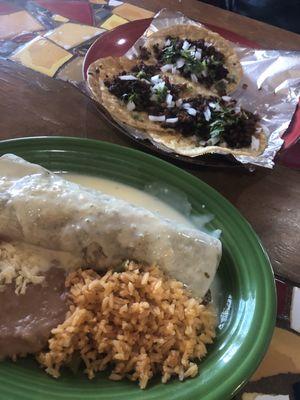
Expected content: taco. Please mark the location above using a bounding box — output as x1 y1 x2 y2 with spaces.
87 56 195 132
87 56 266 158
138 25 242 96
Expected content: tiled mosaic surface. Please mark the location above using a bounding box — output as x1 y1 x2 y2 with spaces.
0 0 154 81
0 1 299 398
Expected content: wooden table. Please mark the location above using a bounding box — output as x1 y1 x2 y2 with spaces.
0 0 299 284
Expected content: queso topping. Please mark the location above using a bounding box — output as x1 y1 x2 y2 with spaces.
140 36 232 95
104 70 259 149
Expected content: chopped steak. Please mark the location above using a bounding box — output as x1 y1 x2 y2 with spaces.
104 77 152 111
142 36 232 94
139 46 151 61
0 268 68 359
103 67 259 149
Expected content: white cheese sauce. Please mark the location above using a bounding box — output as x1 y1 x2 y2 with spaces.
63 174 221 311
63 174 194 227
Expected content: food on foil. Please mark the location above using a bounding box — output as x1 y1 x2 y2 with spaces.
0 155 220 387
139 25 242 96
87 57 266 157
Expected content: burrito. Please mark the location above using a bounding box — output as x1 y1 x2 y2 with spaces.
0 154 222 298
88 57 266 157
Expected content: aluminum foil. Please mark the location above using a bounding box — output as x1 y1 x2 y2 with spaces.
121 9 300 168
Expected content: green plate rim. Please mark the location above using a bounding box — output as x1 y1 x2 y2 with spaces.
0 136 276 400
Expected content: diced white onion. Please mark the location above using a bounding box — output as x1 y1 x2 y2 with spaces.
187 107 197 116
199 140 206 146
166 94 173 105
191 73 198 83
167 101 175 108
251 136 260 151
189 46 196 52
126 101 136 111
166 117 178 124
207 137 220 146
182 103 191 109
222 96 232 102
208 102 217 108
195 49 202 59
160 64 173 73
203 107 211 121
149 115 166 122
152 81 165 92
171 66 178 74
176 98 183 107
165 39 171 46
182 40 190 50
235 106 241 113
176 58 185 69
119 75 137 80
151 74 161 84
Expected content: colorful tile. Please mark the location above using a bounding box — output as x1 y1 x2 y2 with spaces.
0 40 21 58
57 56 84 82
91 3 107 10
90 0 107 4
52 14 69 23
72 38 95 56
113 3 154 21
25 1 57 30
108 0 123 6
35 0 94 26
290 287 300 332
0 2 21 15
251 328 300 382
10 37 72 77
101 14 128 30
45 23 104 50
0 11 44 41
13 32 37 43
94 8 112 26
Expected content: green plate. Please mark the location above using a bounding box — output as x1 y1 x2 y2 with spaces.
0 137 276 400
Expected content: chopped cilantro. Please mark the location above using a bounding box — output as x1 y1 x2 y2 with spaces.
128 92 139 103
121 92 140 106
154 85 168 103
136 70 146 79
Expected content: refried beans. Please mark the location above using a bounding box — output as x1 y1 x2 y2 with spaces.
0 268 68 359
